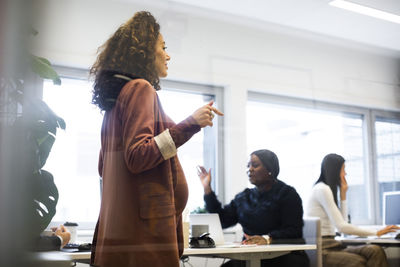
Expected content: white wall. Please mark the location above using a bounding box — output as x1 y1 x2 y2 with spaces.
32 0 400 202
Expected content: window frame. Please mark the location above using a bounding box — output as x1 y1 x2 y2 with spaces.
40 66 225 229
248 91 400 225
160 79 225 199
370 110 400 224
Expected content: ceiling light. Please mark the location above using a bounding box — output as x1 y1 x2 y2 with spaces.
329 0 400 24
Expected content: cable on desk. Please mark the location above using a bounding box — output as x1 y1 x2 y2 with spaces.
180 255 193 267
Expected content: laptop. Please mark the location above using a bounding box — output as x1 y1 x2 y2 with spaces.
383 191 400 226
189 213 256 248
380 191 400 238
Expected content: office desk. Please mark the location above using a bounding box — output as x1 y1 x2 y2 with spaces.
184 244 315 267
336 236 400 247
62 244 316 267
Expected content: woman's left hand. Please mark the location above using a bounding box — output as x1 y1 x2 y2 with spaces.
242 233 268 245
377 225 400 237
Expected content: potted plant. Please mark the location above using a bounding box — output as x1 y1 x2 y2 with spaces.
2 28 65 240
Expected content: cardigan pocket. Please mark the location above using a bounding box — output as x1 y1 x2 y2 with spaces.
139 183 175 219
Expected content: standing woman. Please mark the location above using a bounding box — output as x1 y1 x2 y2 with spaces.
90 11 223 267
306 153 399 267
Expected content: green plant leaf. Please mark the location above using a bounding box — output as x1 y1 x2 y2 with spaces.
191 206 208 214
30 55 61 85
30 170 59 234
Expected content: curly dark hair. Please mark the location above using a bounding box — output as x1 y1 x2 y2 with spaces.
91 11 161 111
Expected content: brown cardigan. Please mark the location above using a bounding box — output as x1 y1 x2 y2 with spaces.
91 79 200 267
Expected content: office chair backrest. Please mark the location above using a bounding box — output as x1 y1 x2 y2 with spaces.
303 217 322 267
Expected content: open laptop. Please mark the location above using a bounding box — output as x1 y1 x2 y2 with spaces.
383 191 400 226
380 191 400 238
189 213 256 248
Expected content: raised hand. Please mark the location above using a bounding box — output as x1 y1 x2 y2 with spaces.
340 175 348 201
197 165 212 194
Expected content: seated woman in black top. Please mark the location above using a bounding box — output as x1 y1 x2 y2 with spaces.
197 149 309 267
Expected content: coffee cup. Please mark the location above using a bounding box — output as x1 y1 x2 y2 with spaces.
191 224 209 238
64 221 78 243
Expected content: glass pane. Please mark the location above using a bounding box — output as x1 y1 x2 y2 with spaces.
158 89 216 213
375 119 400 219
43 78 217 224
43 78 102 224
246 101 369 223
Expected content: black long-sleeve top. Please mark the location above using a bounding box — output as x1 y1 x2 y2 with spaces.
34 235 62 251
204 180 304 243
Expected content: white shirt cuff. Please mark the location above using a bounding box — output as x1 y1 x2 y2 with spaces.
154 129 177 160
262 235 271 244
56 235 63 249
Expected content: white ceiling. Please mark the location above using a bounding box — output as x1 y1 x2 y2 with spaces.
130 0 400 56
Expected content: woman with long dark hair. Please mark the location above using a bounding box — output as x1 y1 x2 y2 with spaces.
90 11 223 267
306 153 399 267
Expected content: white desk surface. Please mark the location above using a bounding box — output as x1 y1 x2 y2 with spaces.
183 244 315 255
61 244 315 267
336 236 400 246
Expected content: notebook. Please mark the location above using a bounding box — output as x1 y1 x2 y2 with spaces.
188 213 257 248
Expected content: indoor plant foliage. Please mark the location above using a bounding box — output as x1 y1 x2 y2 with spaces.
5 32 65 236
26 56 64 235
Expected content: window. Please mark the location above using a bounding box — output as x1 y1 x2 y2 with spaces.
375 115 400 220
247 92 400 224
43 77 102 227
158 80 224 212
42 67 223 228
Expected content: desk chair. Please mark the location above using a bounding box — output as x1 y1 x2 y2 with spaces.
303 217 322 267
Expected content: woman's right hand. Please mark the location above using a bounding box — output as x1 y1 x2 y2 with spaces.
340 175 348 201
197 165 212 194
192 100 223 128
377 225 400 237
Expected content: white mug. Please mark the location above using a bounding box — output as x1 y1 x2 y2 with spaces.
191 224 209 238
64 222 78 243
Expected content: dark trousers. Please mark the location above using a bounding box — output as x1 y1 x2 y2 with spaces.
221 250 309 267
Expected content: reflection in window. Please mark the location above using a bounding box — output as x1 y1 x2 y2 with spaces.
246 100 369 223
157 89 219 213
43 78 220 226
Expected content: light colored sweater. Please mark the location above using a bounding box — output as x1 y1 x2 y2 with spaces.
306 182 376 237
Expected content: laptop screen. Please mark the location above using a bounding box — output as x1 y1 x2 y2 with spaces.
383 191 400 225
